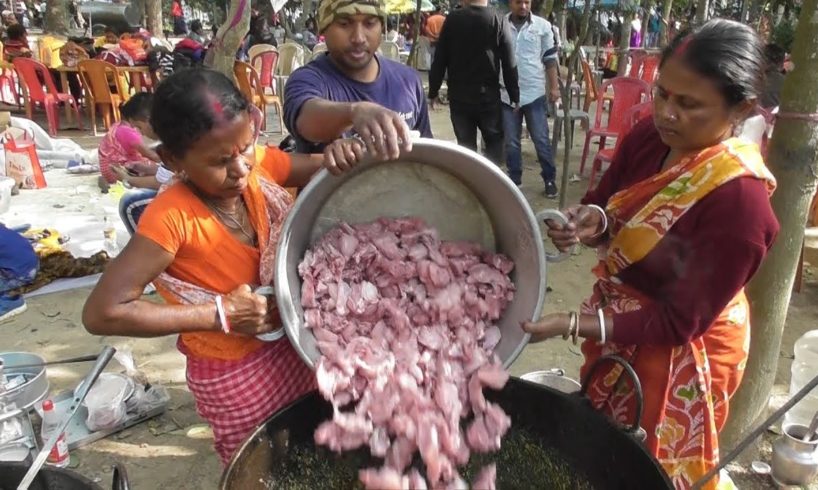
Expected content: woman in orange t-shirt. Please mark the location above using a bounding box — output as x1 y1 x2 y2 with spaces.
82 69 368 465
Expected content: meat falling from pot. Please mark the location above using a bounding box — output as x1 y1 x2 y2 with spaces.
299 218 516 489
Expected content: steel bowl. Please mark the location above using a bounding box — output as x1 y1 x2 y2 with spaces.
520 369 581 393
0 352 50 412
275 138 551 370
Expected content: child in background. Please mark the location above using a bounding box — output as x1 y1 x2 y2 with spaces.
98 93 161 191
4 24 32 62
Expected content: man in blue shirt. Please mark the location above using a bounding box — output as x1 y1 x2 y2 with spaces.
283 0 432 159
0 224 38 322
502 0 561 197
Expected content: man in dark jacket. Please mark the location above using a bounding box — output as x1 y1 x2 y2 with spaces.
427 0 519 165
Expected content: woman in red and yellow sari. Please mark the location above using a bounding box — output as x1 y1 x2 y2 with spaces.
525 19 779 489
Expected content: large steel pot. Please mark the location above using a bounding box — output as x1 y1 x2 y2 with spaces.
0 461 129 490
0 353 49 412
276 138 553 369
220 371 672 489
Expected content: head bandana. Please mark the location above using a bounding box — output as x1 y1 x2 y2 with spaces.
317 0 387 33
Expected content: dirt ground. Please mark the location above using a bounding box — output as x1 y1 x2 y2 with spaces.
4 89 818 489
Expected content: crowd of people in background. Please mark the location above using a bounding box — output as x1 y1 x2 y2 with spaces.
0 0 793 199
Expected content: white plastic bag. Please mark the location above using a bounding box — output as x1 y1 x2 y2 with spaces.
114 347 170 415
84 373 129 431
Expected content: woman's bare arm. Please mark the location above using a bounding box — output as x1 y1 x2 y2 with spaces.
285 153 325 188
82 235 220 337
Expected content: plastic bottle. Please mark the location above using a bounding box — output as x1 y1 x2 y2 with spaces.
40 399 70 468
785 330 818 428
103 217 119 257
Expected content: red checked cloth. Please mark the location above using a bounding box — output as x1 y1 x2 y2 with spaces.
181 339 315 464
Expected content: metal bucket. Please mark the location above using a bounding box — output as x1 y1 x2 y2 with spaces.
520 369 581 393
0 353 49 412
275 138 550 370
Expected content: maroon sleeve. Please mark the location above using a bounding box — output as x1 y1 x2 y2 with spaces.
610 177 779 346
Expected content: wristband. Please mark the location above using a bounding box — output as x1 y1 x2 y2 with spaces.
215 295 231 334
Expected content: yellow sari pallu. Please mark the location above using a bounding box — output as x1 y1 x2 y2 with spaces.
579 138 775 489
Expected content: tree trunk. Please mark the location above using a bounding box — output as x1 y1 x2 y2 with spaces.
407 0 423 69
45 0 69 35
695 0 708 25
720 0 818 449
739 0 750 23
659 0 673 47
553 0 567 45
557 0 593 207
205 0 251 77
146 0 163 38
616 10 633 76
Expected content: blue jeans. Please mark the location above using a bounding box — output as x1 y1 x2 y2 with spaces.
119 188 158 235
502 96 556 185
0 267 37 300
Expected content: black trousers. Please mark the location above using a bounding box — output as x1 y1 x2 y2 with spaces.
449 97 504 165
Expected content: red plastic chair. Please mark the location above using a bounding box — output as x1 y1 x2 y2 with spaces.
640 55 660 84
627 50 646 78
587 101 654 191
250 47 280 96
579 77 652 175
13 58 82 136
0 65 19 107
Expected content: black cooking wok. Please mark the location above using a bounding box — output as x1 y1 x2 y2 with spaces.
221 356 672 489
0 461 129 490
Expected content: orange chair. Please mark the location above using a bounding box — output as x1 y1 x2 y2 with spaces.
579 77 652 175
13 58 82 136
234 60 284 134
78 59 129 135
581 57 613 113
586 101 653 191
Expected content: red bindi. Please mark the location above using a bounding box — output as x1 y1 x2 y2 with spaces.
212 100 224 116
675 36 692 57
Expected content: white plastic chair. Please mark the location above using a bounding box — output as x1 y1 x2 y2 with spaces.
379 41 401 61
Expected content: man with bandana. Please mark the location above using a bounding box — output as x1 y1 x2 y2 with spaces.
283 0 432 159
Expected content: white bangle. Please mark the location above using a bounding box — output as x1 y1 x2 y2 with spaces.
215 295 230 334
597 308 606 344
587 204 608 239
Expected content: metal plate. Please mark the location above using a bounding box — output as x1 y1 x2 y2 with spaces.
0 352 50 412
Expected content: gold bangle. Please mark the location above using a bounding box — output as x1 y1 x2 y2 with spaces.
571 312 579 345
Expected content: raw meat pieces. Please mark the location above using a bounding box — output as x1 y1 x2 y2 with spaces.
299 218 516 489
